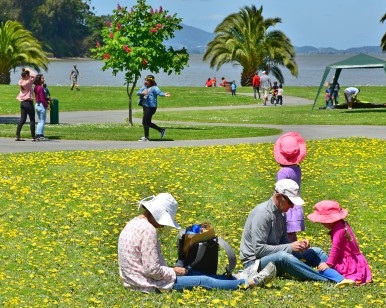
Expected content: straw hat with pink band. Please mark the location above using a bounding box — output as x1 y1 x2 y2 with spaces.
274 132 307 166
307 200 348 223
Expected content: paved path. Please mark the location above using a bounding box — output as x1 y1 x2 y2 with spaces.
1 96 385 153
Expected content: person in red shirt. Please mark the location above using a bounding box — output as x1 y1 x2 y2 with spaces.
204 78 213 87
252 72 261 100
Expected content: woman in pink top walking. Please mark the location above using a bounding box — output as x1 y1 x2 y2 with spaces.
308 200 372 285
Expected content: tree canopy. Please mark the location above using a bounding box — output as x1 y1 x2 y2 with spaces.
381 13 386 52
90 0 189 125
203 5 297 86
0 0 102 57
0 20 49 84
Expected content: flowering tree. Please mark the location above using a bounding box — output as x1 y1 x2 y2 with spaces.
91 0 189 125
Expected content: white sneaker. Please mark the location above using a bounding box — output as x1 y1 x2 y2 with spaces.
251 262 277 287
240 260 260 280
138 137 149 142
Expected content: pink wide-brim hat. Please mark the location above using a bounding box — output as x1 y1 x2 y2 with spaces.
274 132 307 165
307 200 348 223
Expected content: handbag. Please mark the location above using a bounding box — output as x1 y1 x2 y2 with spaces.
138 95 144 106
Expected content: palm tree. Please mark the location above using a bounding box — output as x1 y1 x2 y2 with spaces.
381 13 386 52
0 20 49 84
203 5 297 86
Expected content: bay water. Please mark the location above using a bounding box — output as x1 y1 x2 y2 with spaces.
10 54 386 87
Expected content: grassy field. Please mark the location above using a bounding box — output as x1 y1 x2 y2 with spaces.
1 85 385 140
0 85 385 307
0 138 385 307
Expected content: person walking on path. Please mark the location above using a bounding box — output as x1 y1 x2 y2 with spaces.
118 193 277 292
307 200 372 285
15 68 37 141
260 71 271 106
274 132 307 242
252 72 261 100
239 179 353 286
34 74 50 141
137 75 169 142
69 64 80 91
344 87 360 110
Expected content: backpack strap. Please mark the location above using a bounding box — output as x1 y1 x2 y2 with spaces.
187 240 211 268
217 236 236 275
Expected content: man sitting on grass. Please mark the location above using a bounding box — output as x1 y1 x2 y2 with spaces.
239 179 354 287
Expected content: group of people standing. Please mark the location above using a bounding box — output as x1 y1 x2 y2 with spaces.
15 68 52 141
252 71 283 106
117 131 372 293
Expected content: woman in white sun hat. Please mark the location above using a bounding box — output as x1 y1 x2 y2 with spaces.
118 193 276 292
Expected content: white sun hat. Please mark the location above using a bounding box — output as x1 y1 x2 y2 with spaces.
138 193 180 229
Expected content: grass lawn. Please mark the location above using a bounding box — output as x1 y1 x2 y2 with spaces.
1 85 385 140
0 138 385 307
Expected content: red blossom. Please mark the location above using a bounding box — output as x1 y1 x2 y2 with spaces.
104 53 111 59
123 45 131 53
150 28 157 33
116 23 122 30
159 6 163 13
166 15 171 19
96 42 101 48
142 59 147 66
117 4 121 10
109 32 114 38
106 21 111 27
156 23 162 29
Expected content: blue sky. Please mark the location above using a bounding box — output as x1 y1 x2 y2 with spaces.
90 0 386 50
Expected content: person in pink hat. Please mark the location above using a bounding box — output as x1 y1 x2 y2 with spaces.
274 131 307 242
307 200 372 285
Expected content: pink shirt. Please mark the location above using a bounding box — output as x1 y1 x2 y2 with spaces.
16 71 37 102
118 217 176 292
327 220 372 284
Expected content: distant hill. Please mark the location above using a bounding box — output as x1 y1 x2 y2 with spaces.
168 24 383 55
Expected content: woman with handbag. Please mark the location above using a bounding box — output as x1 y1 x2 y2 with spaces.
136 75 168 142
118 193 276 292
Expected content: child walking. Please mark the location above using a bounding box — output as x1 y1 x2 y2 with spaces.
231 80 237 96
273 132 306 242
307 200 372 285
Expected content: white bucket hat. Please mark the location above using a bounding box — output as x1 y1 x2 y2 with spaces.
138 193 180 229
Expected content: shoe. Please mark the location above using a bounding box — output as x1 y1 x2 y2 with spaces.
138 137 149 142
251 262 277 287
240 260 260 280
31 138 37 142
15 137 25 141
37 136 46 141
160 129 166 139
335 279 355 288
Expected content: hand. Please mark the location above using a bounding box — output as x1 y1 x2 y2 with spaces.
173 266 187 276
164 92 171 97
291 240 309 252
318 262 330 271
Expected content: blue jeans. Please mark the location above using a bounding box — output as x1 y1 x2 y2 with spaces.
172 270 247 291
256 247 344 282
35 103 47 135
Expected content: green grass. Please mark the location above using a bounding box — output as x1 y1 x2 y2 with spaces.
0 123 280 141
0 138 385 307
1 85 385 141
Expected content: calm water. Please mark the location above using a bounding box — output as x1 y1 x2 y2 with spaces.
10 54 386 87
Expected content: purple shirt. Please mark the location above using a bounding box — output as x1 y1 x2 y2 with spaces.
276 165 305 232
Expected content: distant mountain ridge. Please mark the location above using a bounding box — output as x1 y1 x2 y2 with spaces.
168 24 383 54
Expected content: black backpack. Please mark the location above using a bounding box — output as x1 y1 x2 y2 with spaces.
175 223 236 276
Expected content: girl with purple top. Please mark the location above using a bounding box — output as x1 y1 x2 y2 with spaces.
273 132 306 242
